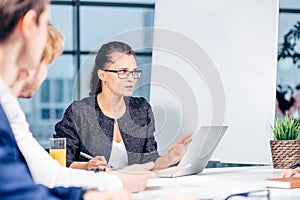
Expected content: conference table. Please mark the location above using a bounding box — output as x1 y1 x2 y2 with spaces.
132 166 300 200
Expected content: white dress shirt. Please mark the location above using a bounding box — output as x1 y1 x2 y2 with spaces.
0 77 123 191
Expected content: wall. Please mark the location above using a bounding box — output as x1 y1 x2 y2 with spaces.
151 0 278 164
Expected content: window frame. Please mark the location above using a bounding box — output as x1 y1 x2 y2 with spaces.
50 0 155 99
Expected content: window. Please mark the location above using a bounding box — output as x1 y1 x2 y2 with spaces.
55 109 64 119
42 109 50 119
54 80 64 103
18 1 155 148
41 80 50 103
275 1 300 119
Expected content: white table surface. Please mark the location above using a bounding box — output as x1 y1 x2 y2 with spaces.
132 166 300 200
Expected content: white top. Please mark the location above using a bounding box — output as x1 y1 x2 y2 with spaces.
108 140 128 170
0 77 123 191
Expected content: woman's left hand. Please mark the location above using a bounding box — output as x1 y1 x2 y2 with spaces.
154 132 193 169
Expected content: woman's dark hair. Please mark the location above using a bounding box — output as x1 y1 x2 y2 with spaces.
0 0 49 41
89 41 135 96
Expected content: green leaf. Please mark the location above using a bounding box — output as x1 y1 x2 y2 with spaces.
269 116 300 140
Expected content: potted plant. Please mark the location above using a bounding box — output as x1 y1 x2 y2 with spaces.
270 116 300 169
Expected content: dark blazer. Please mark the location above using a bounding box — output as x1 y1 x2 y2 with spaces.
0 104 83 200
55 95 159 167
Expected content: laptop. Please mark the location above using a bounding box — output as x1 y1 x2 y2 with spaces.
158 125 228 177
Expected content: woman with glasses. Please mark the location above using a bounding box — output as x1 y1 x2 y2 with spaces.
54 41 192 171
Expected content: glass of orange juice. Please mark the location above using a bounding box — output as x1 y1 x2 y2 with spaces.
49 138 66 167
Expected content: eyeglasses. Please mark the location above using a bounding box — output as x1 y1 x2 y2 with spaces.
102 69 142 79
224 189 270 200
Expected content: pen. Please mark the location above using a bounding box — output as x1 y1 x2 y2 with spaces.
79 152 116 171
80 152 104 173
80 152 94 160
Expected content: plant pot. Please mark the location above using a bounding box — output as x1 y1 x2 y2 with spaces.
270 140 300 169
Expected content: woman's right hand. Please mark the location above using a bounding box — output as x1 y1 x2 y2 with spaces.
86 156 107 171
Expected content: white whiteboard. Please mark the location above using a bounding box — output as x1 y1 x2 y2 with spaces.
150 0 278 164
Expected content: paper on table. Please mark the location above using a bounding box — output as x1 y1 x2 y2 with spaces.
118 163 191 177
153 164 191 177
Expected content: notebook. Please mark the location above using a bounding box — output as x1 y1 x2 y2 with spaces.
160 125 228 178
265 177 300 189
